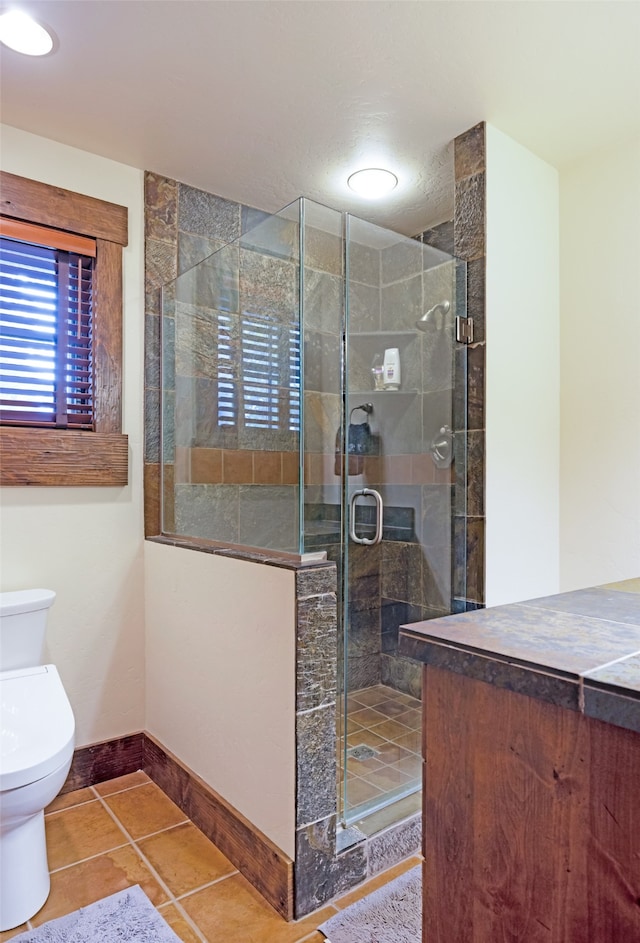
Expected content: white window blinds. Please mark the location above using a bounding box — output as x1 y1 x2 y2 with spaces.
0 234 95 428
217 311 300 432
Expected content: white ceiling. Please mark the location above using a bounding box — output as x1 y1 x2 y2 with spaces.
1 1 639 236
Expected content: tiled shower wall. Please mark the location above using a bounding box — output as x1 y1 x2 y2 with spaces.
452 122 486 608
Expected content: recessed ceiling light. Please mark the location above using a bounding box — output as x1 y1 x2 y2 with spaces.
0 9 54 56
347 168 398 199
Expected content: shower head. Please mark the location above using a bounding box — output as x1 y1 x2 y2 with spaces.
415 300 451 332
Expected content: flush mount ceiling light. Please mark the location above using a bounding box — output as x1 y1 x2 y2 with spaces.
0 9 54 55
347 168 398 199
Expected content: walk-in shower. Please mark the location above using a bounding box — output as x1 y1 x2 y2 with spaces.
160 197 467 835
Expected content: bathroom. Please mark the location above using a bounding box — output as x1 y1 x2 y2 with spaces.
1 1 639 937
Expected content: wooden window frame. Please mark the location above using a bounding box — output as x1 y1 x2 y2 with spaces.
0 171 129 486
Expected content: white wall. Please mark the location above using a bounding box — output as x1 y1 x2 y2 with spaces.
559 136 640 590
0 126 146 745
485 124 561 606
144 541 297 857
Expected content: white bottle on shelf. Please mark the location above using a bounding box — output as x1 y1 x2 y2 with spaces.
383 348 401 390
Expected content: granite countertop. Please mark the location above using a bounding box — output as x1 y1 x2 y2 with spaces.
398 578 640 734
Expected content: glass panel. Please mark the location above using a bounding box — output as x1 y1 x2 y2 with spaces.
299 198 344 557
160 197 468 834
340 215 465 826
160 201 303 552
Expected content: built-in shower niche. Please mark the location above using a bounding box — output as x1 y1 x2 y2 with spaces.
160 196 466 907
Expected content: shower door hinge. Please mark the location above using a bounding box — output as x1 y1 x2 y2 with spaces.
455 316 474 344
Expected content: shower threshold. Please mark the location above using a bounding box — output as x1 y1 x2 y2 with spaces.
337 789 422 856
342 781 421 831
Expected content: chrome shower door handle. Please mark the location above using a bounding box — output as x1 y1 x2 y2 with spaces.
349 488 384 546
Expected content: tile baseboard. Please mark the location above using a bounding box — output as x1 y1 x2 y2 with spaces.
62 731 294 921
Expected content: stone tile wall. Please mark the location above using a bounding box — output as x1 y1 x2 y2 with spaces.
453 122 486 608
145 172 248 535
418 130 486 613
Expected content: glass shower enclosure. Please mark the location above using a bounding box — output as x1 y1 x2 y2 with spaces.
161 197 466 830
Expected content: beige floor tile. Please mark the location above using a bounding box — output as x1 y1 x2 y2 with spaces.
394 707 422 728
350 686 389 708
181 873 336 943
346 729 386 750
45 787 95 814
30 845 169 926
368 717 413 740
373 698 415 718
366 765 412 792
157 903 205 943
373 740 413 764
103 782 187 839
345 776 384 806
138 822 236 897
349 706 388 728
27 768 422 943
393 729 422 753
93 771 151 796
392 754 423 778
345 754 384 776
45 800 127 870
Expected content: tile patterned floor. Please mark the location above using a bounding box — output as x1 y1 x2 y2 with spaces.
339 683 423 822
1 772 421 943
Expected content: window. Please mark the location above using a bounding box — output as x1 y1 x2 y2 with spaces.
0 171 129 486
216 312 301 433
0 226 95 428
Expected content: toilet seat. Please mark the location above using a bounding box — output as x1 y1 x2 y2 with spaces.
0 665 75 792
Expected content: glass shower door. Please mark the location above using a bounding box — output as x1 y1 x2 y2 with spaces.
339 215 463 827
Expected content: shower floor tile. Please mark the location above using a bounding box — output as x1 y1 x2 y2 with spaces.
338 683 422 822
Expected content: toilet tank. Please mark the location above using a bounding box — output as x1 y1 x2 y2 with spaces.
0 589 56 671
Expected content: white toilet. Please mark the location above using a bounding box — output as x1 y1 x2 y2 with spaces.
0 589 75 931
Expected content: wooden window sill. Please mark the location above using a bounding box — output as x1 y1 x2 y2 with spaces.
0 427 128 486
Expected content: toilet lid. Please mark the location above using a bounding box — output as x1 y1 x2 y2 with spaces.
0 665 75 791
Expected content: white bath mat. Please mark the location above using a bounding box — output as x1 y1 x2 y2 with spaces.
318 864 421 943
11 885 181 942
